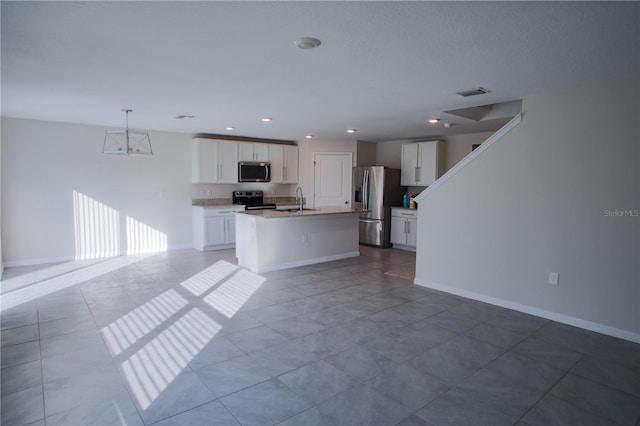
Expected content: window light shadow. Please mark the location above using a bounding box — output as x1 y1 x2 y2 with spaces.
104 260 266 412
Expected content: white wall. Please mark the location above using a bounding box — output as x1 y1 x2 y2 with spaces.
1 118 194 266
415 77 640 340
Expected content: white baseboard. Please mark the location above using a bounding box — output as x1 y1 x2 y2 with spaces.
414 278 640 344
244 251 360 274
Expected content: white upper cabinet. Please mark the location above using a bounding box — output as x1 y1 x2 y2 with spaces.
238 142 270 162
192 138 239 183
401 140 441 186
269 144 299 183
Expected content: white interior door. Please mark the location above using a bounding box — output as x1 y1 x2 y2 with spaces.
313 153 352 208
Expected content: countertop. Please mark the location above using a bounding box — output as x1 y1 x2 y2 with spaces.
236 207 362 218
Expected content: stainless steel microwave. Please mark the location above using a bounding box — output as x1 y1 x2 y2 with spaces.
238 161 271 182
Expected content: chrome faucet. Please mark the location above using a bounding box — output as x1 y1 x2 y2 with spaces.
296 186 304 212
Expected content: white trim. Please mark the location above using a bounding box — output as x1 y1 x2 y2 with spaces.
415 113 522 202
245 251 360 274
414 277 640 343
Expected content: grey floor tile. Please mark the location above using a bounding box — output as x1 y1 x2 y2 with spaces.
485 310 548 335
40 329 107 359
0 303 39 330
248 340 321 375
416 388 517 426
0 339 41 368
361 292 412 309
521 395 612 426
45 393 144 426
276 407 335 426
41 345 115 383
327 345 395 383
152 400 240 426
510 336 583 371
364 362 450 411
448 300 505 322
549 372 640 425
422 310 480 333
532 321 602 354
278 360 356 404
245 303 302 324
455 351 565 419
0 323 39 346
303 305 364 328
134 370 217 425
317 383 412 426
37 300 92 323
294 327 357 359
266 314 327 339
570 354 640 397
38 312 96 339
187 335 244 370
226 324 288 353
587 335 640 370
0 384 44 426
415 292 465 310
43 369 129 417
3 247 636 426
465 322 528 349
194 355 273 397
1 359 42 396
408 335 504 386
221 378 310 425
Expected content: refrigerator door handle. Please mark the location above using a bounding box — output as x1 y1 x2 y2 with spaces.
359 218 381 224
363 168 369 210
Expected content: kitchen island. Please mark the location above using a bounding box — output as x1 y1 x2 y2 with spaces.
235 208 361 273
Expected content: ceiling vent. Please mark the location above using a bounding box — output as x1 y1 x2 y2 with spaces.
457 87 490 97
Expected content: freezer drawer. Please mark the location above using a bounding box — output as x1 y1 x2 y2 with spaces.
359 218 388 247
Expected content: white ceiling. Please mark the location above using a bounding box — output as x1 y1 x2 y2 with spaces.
2 1 638 143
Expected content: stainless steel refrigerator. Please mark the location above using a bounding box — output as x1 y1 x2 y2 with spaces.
353 166 405 247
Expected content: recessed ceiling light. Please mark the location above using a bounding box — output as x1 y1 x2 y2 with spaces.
428 118 440 124
347 129 357 134
225 126 235 131
261 117 272 122
294 37 321 49
305 134 314 139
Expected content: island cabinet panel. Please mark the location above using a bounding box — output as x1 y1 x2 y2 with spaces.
192 138 239 183
235 210 360 273
193 206 243 251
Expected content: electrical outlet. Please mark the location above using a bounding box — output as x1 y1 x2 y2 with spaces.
548 272 559 286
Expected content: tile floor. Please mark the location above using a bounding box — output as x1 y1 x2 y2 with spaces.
1 246 639 426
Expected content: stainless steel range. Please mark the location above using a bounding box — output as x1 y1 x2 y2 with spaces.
232 190 277 210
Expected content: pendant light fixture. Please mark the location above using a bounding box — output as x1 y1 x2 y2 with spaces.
103 109 153 155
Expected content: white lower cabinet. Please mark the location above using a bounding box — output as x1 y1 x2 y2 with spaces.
390 208 417 251
193 206 243 251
